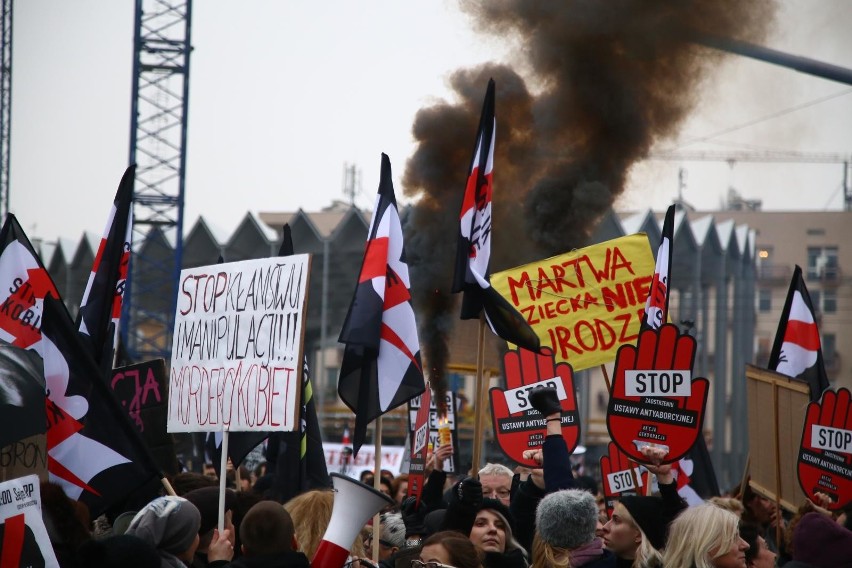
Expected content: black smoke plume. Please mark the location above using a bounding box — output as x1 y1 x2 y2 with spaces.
403 1 776 409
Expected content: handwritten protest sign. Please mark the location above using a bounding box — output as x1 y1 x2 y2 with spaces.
491 234 655 371
0 474 59 567
168 256 310 432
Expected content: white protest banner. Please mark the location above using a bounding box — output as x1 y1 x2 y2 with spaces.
324 442 406 480
168 256 311 432
0 474 60 567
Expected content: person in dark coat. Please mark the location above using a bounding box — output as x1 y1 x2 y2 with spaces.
208 501 308 568
509 387 579 554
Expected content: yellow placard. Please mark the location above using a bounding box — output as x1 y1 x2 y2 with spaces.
491 234 655 371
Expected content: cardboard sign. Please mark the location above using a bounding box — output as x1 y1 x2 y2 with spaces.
168 256 310 432
745 365 809 512
0 474 60 567
0 434 47 483
491 234 655 371
406 385 431 505
798 388 852 510
323 442 406 480
408 390 459 473
606 324 709 464
112 359 179 475
490 348 581 466
599 441 647 518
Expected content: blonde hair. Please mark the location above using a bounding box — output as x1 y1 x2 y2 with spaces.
662 504 742 568
283 489 365 561
709 496 745 517
531 532 571 568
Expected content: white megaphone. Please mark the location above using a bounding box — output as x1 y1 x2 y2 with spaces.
312 473 394 568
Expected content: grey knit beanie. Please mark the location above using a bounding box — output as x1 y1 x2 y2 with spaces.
380 512 406 549
126 496 201 556
535 489 597 549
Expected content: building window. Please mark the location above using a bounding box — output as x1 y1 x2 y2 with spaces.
807 228 826 236
807 246 839 280
758 289 772 312
823 289 837 314
810 290 821 314
823 333 836 369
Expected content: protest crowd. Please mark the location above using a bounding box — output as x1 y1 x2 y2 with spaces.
24 382 852 568
1 52 849 568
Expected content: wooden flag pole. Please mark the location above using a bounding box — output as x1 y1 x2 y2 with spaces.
600 363 612 392
373 417 383 562
469 316 488 477
218 428 229 533
160 477 177 496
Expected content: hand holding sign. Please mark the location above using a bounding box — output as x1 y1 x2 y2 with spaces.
607 323 709 464
798 388 852 510
490 348 580 466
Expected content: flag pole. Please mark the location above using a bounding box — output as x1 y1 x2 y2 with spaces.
599 363 612 392
373 416 383 561
469 316 487 477
218 427 229 533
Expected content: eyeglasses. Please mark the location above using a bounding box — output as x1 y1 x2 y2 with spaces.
411 561 457 568
364 534 395 548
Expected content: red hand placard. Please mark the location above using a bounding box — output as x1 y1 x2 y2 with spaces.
600 441 648 518
490 348 580 466
798 388 852 510
606 324 709 464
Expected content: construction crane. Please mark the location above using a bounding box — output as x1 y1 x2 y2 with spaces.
650 149 852 211
0 0 11 220
122 0 192 362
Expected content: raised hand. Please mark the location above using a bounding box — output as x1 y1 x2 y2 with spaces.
489 347 580 466
798 388 852 511
606 324 709 464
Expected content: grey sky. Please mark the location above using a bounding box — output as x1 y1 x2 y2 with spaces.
9 1 852 245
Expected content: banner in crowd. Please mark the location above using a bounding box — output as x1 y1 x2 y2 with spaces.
607 324 709 464
0 474 59 567
323 442 406 480
406 385 431 505
111 359 179 475
491 234 655 371
168 256 311 432
798 387 852 510
408 389 459 473
491 348 581 466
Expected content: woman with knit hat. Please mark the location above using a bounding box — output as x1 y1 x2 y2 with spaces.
441 476 528 568
602 447 686 568
532 488 616 567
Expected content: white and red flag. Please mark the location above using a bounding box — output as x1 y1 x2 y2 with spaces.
0 214 60 349
337 154 425 456
76 165 134 371
41 295 160 517
452 79 539 352
642 204 675 331
768 265 830 401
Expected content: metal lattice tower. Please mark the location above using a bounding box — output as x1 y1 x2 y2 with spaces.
0 0 12 220
123 0 192 361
